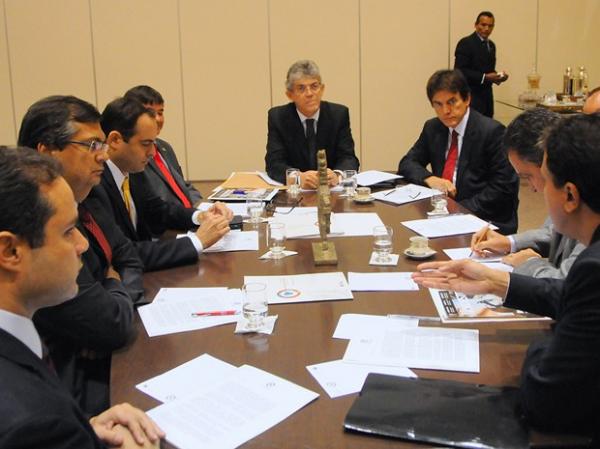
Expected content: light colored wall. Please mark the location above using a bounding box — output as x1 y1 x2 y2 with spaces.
1 0 597 179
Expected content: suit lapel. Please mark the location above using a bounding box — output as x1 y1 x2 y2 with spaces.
455 111 477 189
101 168 137 238
150 144 191 200
284 103 311 169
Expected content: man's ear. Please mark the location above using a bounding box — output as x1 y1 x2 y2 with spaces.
0 232 24 272
285 89 294 102
564 182 580 214
106 130 123 147
37 142 54 156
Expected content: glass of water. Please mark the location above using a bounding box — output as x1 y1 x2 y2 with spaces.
430 191 448 215
342 170 357 198
246 199 264 224
242 282 268 330
286 168 300 197
373 225 393 263
267 222 286 259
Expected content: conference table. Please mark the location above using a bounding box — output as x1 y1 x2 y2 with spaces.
111 185 552 448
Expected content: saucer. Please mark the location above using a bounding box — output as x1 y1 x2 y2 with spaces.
403 248 436 259
353 195 375 203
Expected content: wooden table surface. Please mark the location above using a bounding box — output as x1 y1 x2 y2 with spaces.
111 189 551 449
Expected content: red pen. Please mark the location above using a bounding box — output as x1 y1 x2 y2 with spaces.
191 310 238 317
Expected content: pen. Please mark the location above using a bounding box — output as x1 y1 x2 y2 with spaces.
387 314 441 322
191 310 238 317
469 222 490 257
384 188 397 197
233 189 245 195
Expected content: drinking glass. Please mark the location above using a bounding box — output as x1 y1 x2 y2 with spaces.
430 191 448 215
342 170 357 197
286 168 300 197
242 283 268 330
373 225 393 263
246 199 264 224
267 222 286 259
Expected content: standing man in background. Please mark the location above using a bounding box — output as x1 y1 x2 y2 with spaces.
455 11 509 118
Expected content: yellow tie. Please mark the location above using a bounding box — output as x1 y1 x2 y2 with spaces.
122 176 133 219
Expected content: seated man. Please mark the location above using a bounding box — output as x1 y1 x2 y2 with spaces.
18 95 142 415
471 108 585 278
124 85 202 208
265 59 359 189
99 97 232 272
398 69 519 234
0 147 163 448
413 113 600 434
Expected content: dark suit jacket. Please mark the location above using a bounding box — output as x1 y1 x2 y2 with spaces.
505 225 600 434
397 108 519 234
0 329 106 448
144 138 202 207
33 190 140 415
98 168 199 272
265 101 359 183
455 32 496 117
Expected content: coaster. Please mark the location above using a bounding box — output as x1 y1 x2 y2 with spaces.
259 250 298 260
243 217 268 224
369 252 400 266
235 315 278 334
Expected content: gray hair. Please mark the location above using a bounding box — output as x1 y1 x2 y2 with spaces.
286 60 322 91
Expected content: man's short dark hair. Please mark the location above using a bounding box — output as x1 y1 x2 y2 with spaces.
543 113 600 213
100 97 154 142
124 85 164 106
476 11 494 24
17 95 101 150
426 70 471 103
503 108 561 166
0 147 62 248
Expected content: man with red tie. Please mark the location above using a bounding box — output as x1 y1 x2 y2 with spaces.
398 69 519 234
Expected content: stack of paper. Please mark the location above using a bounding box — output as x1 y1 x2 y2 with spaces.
401 214 497 238
371 184 439 205
347 272 418 291
203 230 259 253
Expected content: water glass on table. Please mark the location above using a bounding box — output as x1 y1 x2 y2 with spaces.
429 191 448 215
267 222 286 259
373 225 393 263
342 170 357 197
286 168 300 197
242 282 268 330
246 199 264 224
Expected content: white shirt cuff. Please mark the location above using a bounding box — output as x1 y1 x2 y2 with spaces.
192 210 202 225
185 231 204 255
508 235 517 253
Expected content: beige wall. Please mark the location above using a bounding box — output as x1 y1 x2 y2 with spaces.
1 0 598 179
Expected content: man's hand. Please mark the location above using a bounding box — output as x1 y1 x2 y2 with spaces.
326 168 339 187
411 259 510 297
106 266 121 281
502 249 541 267
470 226 511 255
195 213 230 249
90 403 164 448
299 171 319 189
424 176 457 198
206 201 234 220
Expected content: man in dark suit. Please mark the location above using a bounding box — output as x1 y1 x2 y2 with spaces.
99 97 232 272
265 59 359 189
0 147 163 449
398 69 519 234
124 85 202 208
454 11 509 118
414 113 600 436
18 95 143 415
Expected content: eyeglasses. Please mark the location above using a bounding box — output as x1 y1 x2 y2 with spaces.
67 140 109 153
292 82 322 95
265 197 303 214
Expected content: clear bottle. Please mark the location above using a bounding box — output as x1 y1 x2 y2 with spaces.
563 66 572 95
579 66 588 96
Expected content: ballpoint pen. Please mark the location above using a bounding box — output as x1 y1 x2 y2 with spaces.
469 222 490 257
191 310 238 317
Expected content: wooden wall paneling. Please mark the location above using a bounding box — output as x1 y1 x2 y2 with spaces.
0 0 16 144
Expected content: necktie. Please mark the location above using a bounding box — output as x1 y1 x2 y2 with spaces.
305 118 317 168
121 176 134 224
442 130 459 182
484 39 490 52
153 150 192 208
79 206 113 265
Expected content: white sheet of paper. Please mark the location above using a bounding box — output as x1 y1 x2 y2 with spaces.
136 354 237 403
203 230 259 252
197 202 248 217
333 313 419 340
330 213 385 237
347 272 418 291
356 170 402 186
343 327 480 373
153 287 228 304
271 210 384 239
371 184 438 205
244 272 353 304
138 289 242 337
256 171 283 186
306 359 415 398
443 247 503 262
401 214 497 238
147 364 319 449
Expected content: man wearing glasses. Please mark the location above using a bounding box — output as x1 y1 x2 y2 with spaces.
265 59 359 189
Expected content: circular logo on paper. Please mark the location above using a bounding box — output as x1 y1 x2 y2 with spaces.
277 288 301 299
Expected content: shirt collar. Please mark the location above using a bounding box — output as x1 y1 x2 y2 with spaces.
0 309 42 358
106 159 128 188
296 108 320 123
450 107 470 137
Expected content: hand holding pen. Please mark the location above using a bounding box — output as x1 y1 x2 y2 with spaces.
469 224 511 257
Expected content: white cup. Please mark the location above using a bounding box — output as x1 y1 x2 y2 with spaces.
242 283 268 329
408 236 429 255
246 199 264 224
286 168 300 196
355 186 371 200
267 222 286 259
373 225 393 262
342 170 357 197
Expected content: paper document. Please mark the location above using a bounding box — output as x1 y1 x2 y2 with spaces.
306 359 415 398
401 214 497 238
244 272 353 304
348 272 418 291
203 230 259 253
372 184 438 205
147 364 319 449
333 314 418 340
136 354 237 403
197 202 248 217
443 247 503 262
153 287 228 303
343 327 480 373
356 170 402 186
270 210 384 239
138 289 242 337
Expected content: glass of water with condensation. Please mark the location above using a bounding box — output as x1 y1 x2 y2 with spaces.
242 282 268 330
372 225 393 263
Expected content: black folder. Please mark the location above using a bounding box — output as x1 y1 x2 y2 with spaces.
344 374 529 449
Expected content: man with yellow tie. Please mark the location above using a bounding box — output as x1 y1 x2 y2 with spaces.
96 97 232 272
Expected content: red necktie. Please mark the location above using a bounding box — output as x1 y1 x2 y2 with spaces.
442 130 459 182
79 207 113 265
153 151 192 208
